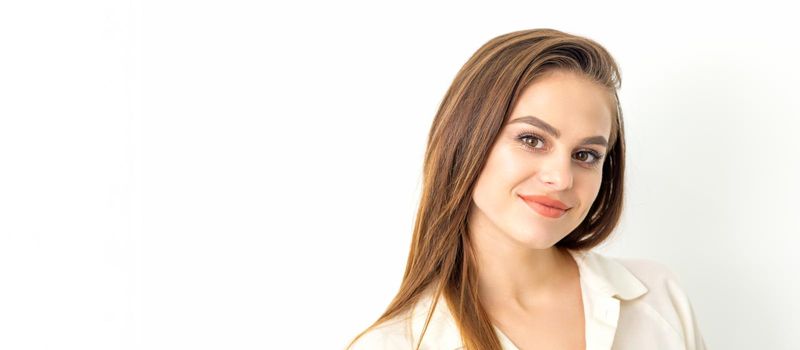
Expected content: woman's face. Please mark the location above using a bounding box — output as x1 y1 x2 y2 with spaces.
468 69 614 250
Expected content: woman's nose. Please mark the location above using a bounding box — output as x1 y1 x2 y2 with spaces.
536 155 574 191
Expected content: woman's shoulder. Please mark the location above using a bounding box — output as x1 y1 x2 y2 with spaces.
588 251 694 307
347 314 415 350
575 249 688 293
608 253 699 309
612 254 684 286
347 289 462 350
587 251 707 349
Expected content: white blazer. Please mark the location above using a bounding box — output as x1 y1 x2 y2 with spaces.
350 249 707 350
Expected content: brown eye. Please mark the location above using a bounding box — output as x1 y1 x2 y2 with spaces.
519 135 545 149
574 150 604 167
574 151 593 162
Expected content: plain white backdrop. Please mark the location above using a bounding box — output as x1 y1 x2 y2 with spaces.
1 0 798 349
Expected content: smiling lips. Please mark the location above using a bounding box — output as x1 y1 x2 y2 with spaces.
519 194 571 218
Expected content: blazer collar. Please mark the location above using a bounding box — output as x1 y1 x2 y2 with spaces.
409 249 649 349
567 249 648 350
567 249 648 301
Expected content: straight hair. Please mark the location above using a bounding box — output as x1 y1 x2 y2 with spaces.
348 28 626 350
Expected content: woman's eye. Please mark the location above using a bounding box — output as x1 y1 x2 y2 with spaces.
519 135 544 149
574 151 600 163
576 151 603 166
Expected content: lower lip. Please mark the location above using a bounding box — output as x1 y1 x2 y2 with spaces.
522 198 568 218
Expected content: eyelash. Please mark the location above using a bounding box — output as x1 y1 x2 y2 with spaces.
515 132 605 168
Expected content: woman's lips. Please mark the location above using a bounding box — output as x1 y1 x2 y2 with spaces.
519 195 571 219
518 194 570 209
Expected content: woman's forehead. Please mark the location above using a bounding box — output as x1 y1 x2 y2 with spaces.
508 72 614 136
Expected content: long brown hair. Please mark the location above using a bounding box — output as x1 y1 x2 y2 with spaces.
348 28 626 350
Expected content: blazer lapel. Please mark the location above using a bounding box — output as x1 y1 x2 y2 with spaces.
568 249 648 350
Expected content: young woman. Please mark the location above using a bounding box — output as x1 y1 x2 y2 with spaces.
347 28 706 350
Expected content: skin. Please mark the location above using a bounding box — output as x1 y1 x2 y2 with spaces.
466 69 615 349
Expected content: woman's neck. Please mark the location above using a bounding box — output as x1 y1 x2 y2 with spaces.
470 232 577 310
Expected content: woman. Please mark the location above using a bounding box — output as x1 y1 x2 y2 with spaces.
347 28 706 350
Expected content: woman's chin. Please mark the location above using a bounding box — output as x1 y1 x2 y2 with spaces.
509 231 563 250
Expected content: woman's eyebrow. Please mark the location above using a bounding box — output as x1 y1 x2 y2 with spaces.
507 115 608 148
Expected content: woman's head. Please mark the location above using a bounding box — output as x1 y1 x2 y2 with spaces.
349 28 625 350
424 29 625 258
469 68 618 251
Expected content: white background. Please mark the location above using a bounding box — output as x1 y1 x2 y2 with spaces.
1 0 798 349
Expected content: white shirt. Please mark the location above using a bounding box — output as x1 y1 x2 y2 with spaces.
350 249 707 349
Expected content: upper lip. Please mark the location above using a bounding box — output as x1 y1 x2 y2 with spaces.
518 194 571 210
